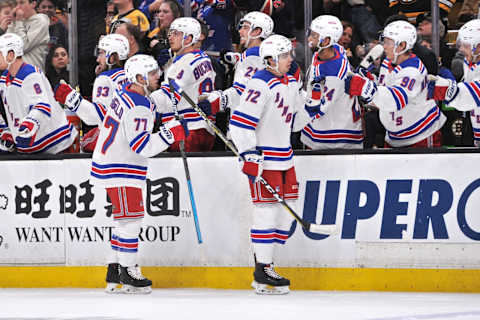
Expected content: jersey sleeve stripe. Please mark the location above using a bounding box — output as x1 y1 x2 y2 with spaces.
391 86 408 109
93 102 107 122
233 82 246 95
464 82 480 106
33 103 52 117
130 131 149 153
16 123 74 153
230 111 258 130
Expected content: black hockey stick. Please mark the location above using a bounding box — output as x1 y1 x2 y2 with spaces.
168 81 203 244
168 79 338 235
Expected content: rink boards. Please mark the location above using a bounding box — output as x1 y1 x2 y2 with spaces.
0 152 479 291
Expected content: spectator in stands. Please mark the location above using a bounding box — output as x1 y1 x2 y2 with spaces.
147 0 182 70
345 0 381 44
114 22 145 57
194 0 235 52
37 0 68 48
108 0 150 34
389 0 455 27
8 0 50 70
138 0 162 25
105 0 118 34
457 0 478 27
45 43 69 87
416 12 455 69
0 1 14 36
339 20 355 63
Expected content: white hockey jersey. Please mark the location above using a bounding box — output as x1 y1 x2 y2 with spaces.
91 85 171 188
443 59 480 145
150 50 216 133
230 69 305 171
0 63 77 153
92 67 128 107
224 46 264 111
301 44 363 149
372 54 446 147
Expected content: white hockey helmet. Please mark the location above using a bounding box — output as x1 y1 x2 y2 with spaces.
309 15 343 50
260 34 292 73
124 54 159 94
456 19 480 60
239 11 274 39
0 33 23 60
381 20 416 63
169 17 201 44
98 34 130 62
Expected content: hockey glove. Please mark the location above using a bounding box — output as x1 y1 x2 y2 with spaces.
427 75 459 102
16 116 39 147
157 49 171 69
204 0 226 9
0 129 14 152
311 75 325 100
288 60 301 82
305 96 325 119
54 83 82 112
345 74 377 104
240 150 263 183
356 66 376 81
220 49 241 66
160 119 189 144
198 90 228 116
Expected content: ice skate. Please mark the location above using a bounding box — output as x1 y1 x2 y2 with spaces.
251 262 290 295
105 263 121 293
119 265 152 294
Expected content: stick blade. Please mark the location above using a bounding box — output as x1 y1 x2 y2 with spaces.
308 223 339 235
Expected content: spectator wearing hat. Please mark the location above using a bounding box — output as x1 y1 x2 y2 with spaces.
416 12 455 70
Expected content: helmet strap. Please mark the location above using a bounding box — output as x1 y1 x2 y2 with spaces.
393 42 408 64
317 37 332 52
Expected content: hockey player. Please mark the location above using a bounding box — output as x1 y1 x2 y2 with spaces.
196 11 274 116
230 34 310 295
55 54 188 293
300 15 363 150
81 34 130 152
345 20 445 148
428 19 480 146
150 17 216 152
0 33 77 154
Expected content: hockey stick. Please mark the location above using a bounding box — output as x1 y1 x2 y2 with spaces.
169 79 338 235
167 81 203 244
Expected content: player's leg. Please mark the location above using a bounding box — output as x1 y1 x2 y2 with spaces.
107 186 152 294
105 187 121 293
249 170 290 295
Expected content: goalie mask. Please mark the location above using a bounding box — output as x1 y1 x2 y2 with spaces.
308 15 342 51
238 11 274 47
456 19 480 62
260 34 293 74
381 20 417 64
124 54 160 95
97 34 130 68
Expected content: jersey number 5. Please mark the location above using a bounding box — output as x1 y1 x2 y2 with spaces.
101 116 119 154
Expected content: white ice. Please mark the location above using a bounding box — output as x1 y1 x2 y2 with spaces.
0 289 479 320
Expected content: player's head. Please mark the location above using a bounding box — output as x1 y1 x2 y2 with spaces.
96 34 130 70
124 54 160 95
456 19 480 63
381 20 416 64
168 17 201 54
260 34 293 75
238 11 273 49
0 33 23 70
308 15 343 51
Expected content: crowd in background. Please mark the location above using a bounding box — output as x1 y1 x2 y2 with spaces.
0 0 479 153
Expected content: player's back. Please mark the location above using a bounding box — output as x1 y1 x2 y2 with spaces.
92 67 128 106
0 63 77 153
301 44 363 149
377 55 445 147
159 51 215 132
92 85 156 188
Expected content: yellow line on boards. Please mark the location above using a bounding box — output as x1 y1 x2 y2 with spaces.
0 266 479 292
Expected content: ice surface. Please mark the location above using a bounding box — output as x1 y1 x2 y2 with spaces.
0 289 479 320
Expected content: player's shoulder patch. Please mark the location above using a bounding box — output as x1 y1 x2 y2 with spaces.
314 46 349 79
101 67 125 82
252 69 287 89
241 46 260 62
394 55 425 75
15 63 38 82
120 88 152 112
